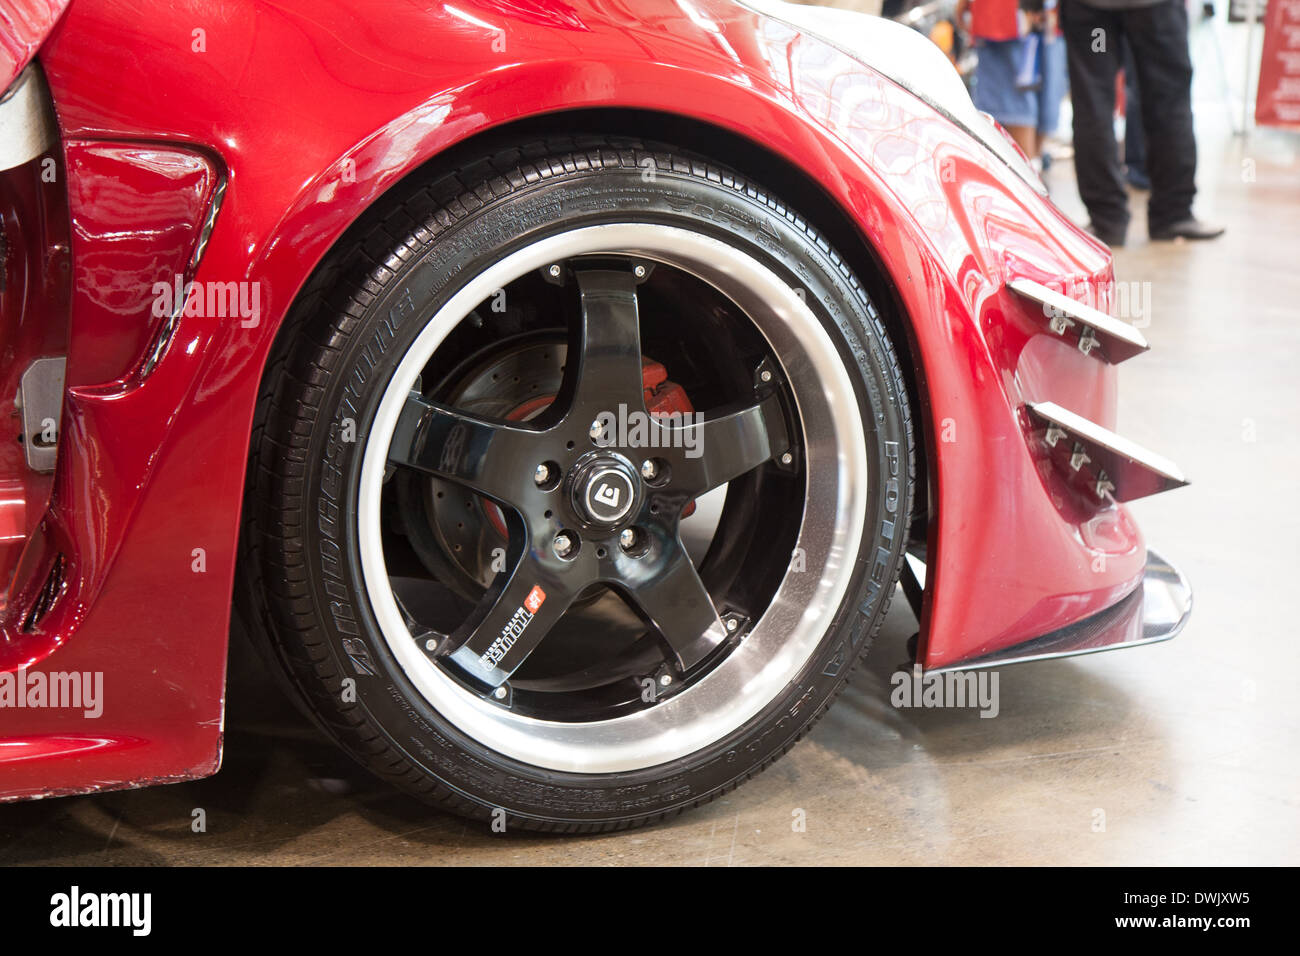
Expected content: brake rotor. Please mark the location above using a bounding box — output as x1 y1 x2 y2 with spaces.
416 335 696 592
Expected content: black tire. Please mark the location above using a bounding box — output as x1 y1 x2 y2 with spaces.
238 136 915 832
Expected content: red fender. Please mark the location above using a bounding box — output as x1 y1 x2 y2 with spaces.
0 0 1141 797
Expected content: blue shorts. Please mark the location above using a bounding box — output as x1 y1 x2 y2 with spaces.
972 35 1067 135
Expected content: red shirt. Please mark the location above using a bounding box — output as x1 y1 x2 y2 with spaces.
969 0 1022 41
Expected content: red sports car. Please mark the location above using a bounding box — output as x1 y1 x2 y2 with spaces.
0 0 1189 830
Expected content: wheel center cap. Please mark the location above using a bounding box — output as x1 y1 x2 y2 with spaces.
569 454 639 528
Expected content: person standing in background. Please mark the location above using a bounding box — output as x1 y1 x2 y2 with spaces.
1035 1 1070 168
1122 39 1151 189
958 0 1067 171
958 0 1040 160
1060 0 1223 245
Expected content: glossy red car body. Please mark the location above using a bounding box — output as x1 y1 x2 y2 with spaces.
1 0 1162 800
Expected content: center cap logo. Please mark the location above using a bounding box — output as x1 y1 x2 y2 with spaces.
583 468 635 523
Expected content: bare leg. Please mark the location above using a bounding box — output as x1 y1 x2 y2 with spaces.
1008 124 1039 159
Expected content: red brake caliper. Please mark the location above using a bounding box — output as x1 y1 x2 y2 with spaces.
482 357 696 538
640 357 698 519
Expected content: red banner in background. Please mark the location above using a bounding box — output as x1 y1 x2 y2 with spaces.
1256 0 1300 128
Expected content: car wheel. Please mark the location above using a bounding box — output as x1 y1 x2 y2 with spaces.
240 137 915 831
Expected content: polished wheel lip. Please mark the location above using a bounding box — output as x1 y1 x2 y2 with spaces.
358 223 868 773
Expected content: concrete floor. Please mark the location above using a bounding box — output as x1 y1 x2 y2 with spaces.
4 84 1299 869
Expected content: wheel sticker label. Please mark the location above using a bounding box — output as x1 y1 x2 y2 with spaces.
479 586 547 670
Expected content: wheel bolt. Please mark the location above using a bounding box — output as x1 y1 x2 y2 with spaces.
554 532 577 558
640 459 657 480
760 369 773 383
493 686 507 700
659 674 672 687
619 528 638 552
634 264 647 278
548 263 561 278
589 419 605 441
534 462 551 486
725 616 739 632
780 452 793 466
424 638 438 652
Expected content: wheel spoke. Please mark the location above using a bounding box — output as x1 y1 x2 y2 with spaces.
388 391 541 507
626 544 728 672
447 552 577 687
653 391 789 495
561 269 648 421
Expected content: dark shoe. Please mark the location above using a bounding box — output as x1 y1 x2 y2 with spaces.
1150 218 1225 241
1084 222 1127 248
1125 165 1151 190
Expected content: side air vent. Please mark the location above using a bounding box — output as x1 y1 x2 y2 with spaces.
1010 278 1150 363
22 553 65 632
1026 401 1188 502
140 174 227 379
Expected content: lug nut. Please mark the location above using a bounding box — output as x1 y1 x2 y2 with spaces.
534 463 551 486
554 532 577 558
619 528 638 552
640 459 657 480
